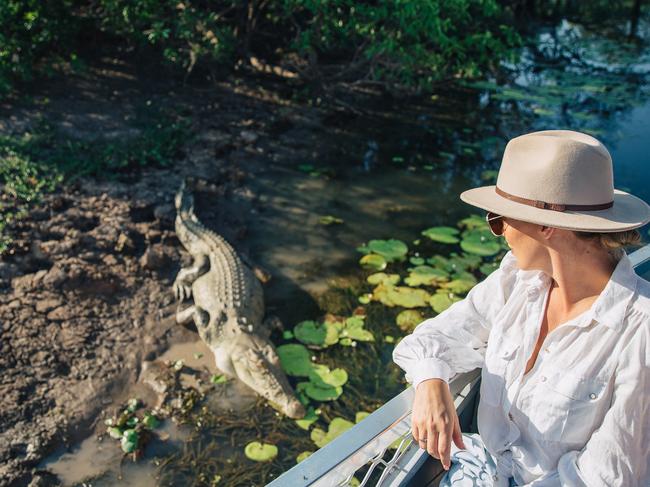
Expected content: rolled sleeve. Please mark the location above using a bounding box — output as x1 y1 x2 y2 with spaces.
392 250 518 388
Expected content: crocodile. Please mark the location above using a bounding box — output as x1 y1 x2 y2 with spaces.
173 178 305 419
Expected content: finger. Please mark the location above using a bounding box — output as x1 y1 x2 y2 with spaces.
412 423 422 444
427 430 440 459
452 415 466 450
438 430 451 470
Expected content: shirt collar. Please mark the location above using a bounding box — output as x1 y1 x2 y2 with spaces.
589 251 638 332
518 251 638 332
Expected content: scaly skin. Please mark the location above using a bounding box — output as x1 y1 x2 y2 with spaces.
173 178 305 419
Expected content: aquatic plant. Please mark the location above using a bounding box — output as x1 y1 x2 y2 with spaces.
310 417 355 449
244 441 279 462
421 226 460 244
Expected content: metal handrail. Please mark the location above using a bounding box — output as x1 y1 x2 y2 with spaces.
268 244 650 487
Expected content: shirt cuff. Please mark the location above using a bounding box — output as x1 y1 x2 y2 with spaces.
410 358 453 389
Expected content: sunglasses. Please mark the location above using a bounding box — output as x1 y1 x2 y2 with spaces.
486 212 506 236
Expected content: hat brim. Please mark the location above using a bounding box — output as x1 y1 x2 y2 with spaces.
460 186 650 232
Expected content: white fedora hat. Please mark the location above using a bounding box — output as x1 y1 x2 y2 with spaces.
460 130 650 232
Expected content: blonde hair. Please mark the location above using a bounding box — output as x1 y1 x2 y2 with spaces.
573 229 642 262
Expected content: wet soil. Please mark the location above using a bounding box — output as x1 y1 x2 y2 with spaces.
0 57 337 486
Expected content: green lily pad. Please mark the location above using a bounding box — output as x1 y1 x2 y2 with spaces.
355 411 370 423
372 284 431 308
339 337 354 346
295 407 320 430
367 272 401 285
311 418 355 448
409 256 425 265
440 278 476 294
143 412 160 429
298 381 343 401
460 229 501 256
384 335 395 343
479 261 499 276
296 451 313 463
340 317 374 342
367 239 408 262
430 291 462 313
244 441 278 462
309 365 348 388
121 429 138 453
294 320 339 348
404 265 449 286
396 310 424 332
107 426 123 439
277 344 314 377
359 253 387 271
282 330 294 340
421 226 460 244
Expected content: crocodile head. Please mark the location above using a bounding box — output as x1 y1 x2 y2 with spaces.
214 331 306 419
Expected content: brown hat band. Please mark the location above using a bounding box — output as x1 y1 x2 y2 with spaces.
495 186 614 212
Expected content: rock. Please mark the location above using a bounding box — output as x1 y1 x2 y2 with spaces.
11 270 47 291
42 265 67 288
139 245 171 270
153 203 175 225
46 306 73 321
36 298 63 314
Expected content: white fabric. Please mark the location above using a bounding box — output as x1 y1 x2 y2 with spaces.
393 250 650 486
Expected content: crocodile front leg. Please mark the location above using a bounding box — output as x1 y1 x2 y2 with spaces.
174 254 209 301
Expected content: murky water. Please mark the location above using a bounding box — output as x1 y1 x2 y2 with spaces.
42 17 650 486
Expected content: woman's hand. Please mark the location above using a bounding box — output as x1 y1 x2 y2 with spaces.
411 378 466 470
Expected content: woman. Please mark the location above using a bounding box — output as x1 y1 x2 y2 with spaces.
393 130 650 486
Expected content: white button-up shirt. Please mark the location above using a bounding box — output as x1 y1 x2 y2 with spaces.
393 250 650 486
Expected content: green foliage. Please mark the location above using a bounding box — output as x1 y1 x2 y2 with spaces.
0 109 188 254
0 0 521 96
0 0 82 94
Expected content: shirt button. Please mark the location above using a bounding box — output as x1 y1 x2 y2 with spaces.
540 376 547 382
508 412 514 421
590 393 597 399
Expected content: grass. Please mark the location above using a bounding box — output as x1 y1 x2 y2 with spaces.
0 107 190 254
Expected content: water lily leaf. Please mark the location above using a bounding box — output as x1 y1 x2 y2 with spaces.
295 407 320 430
328 417 355 439
367 272 401 285
384 335 395 343
480 262 499 276
358 294 372 304
294 320 339 348
107 427 123 439
448 253 483 271
430 291 462 313
282 330 294 340
297 451 313 463
143 413 160 429
277 344 314 377
404 265 449 286
458 214 488 230
310 427 328 448
409 256 425 265
340 317 374 342
299 381 343 401
440 278 475 295
421 226 460 244
372 284 431 308
396 310 424 332
244 441 278 462
359 253 387 271
367 239 408 262
309 365 348 388
355 411 370 423
460 230 501 256
121 429 138 453
339 337 353 346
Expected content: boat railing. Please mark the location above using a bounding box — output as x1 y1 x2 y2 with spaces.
268 244 650 487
